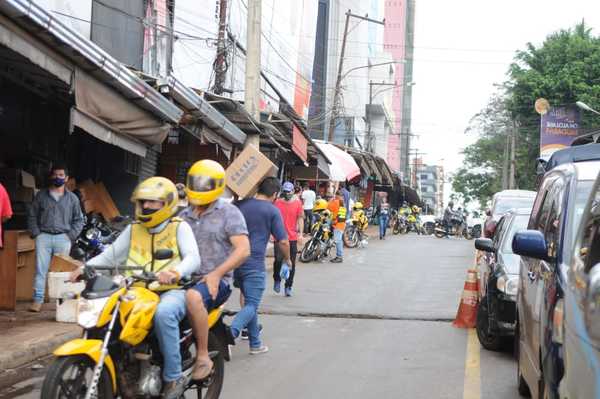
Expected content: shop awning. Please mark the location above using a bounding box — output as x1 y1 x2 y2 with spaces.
0 0 183 125
313 141 360 182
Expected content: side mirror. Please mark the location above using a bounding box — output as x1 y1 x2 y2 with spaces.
512 230 548 261
154 249 174 261
585 264 600 341
475 238 495 253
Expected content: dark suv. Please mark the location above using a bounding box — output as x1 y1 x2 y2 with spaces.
512 161 598 398
475 208 531 351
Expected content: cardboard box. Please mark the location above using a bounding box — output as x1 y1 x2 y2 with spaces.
225 145 278 199
11 187 35 203
50 254 83 272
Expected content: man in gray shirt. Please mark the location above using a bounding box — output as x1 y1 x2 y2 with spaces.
27 163 83 312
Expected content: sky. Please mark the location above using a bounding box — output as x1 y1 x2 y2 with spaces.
410 0 600 201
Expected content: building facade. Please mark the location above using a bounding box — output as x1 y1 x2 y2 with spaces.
417 164 444 215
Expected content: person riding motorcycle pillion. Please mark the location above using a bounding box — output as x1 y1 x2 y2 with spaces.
70 177 201 399
399 201 412 216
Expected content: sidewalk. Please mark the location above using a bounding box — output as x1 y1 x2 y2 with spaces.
0 302 81 370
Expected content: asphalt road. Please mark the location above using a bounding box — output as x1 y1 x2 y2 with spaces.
0 234 523 399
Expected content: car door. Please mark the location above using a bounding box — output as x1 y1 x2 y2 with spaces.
519 176 560 385
564 183 600 398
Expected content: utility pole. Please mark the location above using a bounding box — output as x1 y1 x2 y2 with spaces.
502 131 509 189
213 0 228 95
509 121 517 189
367 80 396 152
244 0 261 148
327 10 385 143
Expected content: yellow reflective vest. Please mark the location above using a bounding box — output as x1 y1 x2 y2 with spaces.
127 218 182 272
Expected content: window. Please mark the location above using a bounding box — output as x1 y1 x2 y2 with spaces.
124 152 140 176
575 182 600 272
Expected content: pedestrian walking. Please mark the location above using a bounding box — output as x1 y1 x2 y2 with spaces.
232 177 291 350
378 197 390 240
273 181 304 296
327 189 347 263
27 162 83 312
301 183 316 234
0 182 12 249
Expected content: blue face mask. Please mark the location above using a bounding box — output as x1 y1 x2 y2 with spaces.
52 177 66 187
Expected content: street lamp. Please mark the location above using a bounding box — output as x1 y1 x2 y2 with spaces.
327 60 406 142
576 101 600 116
366 81 415 152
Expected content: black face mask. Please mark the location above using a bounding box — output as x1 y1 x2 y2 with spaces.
141 208 159 215
283 192 293 201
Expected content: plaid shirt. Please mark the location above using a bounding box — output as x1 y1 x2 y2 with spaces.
180 199 248 283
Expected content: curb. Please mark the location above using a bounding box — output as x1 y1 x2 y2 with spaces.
0 328 81 371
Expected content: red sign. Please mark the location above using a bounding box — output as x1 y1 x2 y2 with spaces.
292 126 308 162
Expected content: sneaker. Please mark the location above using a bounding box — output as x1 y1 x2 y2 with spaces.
249 345 269 355
162 376 187 399
241 324 263 340
273 281 281 293
330 257 343 263
285 287 292 297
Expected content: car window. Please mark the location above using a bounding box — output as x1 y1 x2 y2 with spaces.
574 182 600 273
493 217 507 248
544 190 562 261
494 198 536 216
529 176 556 229
501 214 529 254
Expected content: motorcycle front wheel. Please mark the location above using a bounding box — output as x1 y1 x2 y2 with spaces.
434 228 446 238
198 332 225 399
300 238 317 262
41 355 113 399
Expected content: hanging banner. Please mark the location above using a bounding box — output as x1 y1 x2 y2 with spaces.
540 106 580 159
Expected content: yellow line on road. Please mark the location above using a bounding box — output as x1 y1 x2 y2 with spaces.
463 328 481 399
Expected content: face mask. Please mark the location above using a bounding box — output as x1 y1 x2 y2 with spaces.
141 208 159 215
283 192 292 201
52 178 66 187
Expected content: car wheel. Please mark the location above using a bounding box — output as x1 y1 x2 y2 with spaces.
516 319 531 397
476 295 503 351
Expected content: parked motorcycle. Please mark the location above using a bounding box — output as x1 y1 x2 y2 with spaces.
343 206 369 248
41 250 232 399
392 211 408 235
72 213 124 261
300 212 335 262
434 216 471 239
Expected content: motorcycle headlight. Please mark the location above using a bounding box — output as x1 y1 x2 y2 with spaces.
77 297 110 329
85 228 100 241
496 275 519 297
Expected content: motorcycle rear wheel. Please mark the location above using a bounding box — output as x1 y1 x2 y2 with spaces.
41 355 113 399
343 227 358 248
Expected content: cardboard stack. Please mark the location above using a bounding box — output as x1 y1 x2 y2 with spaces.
77 180 120 220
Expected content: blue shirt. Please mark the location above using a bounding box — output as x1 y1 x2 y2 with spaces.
236 198 287 271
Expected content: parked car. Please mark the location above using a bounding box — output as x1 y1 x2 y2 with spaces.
552 170 600 398
512 161 598 399
485 190 536 237
474 208 531 351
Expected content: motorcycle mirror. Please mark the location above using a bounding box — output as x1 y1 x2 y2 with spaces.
154 249 174 260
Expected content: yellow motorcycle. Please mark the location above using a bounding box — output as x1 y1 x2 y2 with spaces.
343 207 369 248
41 250 232 399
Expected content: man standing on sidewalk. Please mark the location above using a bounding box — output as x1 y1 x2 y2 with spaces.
328 189 346 263
274 181 304 296
301 183 316 234
232 177 291 351
27 162 83 312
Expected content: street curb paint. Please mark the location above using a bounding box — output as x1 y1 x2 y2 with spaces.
463 328 481 399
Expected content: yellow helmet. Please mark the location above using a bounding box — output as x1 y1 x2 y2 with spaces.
185 160 226 206
131 177 178 228
313 198 328 211
353 201 363 210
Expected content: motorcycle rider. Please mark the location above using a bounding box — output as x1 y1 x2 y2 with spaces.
69 177 201 399
327 189 347 263
443 201 455 234
181 160 251 372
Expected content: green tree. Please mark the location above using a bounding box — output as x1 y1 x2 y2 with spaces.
454 22 600 205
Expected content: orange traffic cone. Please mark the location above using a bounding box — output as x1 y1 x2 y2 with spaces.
452 269 479 328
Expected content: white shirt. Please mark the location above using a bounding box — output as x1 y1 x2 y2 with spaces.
301 189 316 210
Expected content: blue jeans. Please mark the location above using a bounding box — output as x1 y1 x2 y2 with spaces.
379 214 389 238
334 228 343 258
154 284 231 382
231 269 266 348
34 233 71 303
154 289 187 382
